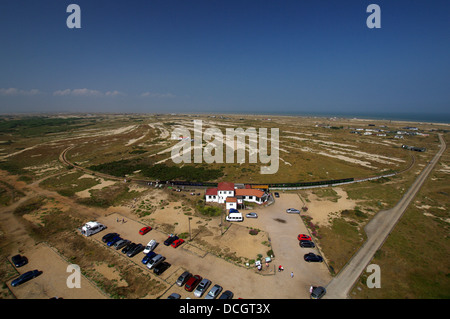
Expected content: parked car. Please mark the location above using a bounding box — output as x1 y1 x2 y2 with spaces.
114 239 130 250
299 240 315 248
298 234 312 241
205 284 223 299
142 251 157 264
143 240 158 254
127 243 144 257
304 252 323 263
11 255 28 268
122 242 136 254
153 261 171 275
310 286 326 299
245 212 258 218
176 271 192 287
286 208 300 214
219 290 234 299
194 278 211 297
102 232 119 243
11 270 41 287
146 254 165 269
107 235 121 246
139 226 152 235
171 238 184 248
164 234 179 246
185 275 202 292
274 192 280 198
167 293 181 299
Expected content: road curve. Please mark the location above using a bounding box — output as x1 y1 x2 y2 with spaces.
325 134 446 299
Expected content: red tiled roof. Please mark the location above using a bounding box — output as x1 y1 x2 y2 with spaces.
217 182 235 191
235 189 265 198
205 188 218 196
226 197 237 203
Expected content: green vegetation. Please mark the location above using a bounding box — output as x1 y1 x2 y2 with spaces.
76 184 140 208
89 161 223 182
39 171 100 197
196 205 222 217
13 196 46 216
0 116 94 137
88 159 137 177
0 161 27 176
142 164 223 181
312 188 340 202
314 217 366 274
0 181 25 206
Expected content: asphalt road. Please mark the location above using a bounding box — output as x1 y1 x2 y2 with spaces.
325 134 446 299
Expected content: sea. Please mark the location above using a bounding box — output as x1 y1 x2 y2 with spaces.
217 111 450 125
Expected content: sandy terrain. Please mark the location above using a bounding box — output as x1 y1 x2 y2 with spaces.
75 174 117 198
298 188 359 227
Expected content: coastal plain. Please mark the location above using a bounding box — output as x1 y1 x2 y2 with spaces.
0 113 448 299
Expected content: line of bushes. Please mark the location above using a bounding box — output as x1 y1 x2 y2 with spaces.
89 161 223 182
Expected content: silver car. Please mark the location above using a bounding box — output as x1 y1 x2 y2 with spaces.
205 284 223 299
146 254 165 269
114 239 130 250
286 208 300 214
176 271 192 287
194 278 211 298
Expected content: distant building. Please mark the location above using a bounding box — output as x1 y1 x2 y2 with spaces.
402 144 426 152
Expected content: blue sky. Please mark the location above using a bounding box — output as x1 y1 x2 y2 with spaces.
0 0 449 117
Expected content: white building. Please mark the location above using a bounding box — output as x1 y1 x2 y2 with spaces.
205 182 269 210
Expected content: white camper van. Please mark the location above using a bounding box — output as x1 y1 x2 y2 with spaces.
226 212 243 222
80 221 107 237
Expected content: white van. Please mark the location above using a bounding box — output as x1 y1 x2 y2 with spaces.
226 212 243 222
143 239 157 254
146 254 165 269
80 221 106 237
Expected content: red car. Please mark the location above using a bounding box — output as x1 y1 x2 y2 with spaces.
171 238 185 248
139 226 152 235
185 275 202 292
298 234 311 241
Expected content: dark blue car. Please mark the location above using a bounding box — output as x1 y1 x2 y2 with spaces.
142 251 157 264
11 270 41 287
107 235 121 246
11 254 28 268
304 252 323 263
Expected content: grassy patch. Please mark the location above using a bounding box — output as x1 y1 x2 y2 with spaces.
196 205 223 217
13 196 46 217
76 183 140 208
39 171 100 197
89 160 224 182
0 181 25 206
316 218 366 274
0 116 93 137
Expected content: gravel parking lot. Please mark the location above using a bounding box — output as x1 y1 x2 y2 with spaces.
6 243 107 299
89 192 332 299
